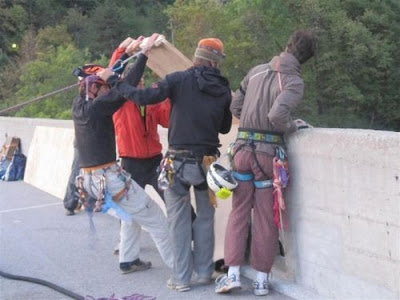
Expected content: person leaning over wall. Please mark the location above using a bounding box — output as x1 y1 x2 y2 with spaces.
214 30 316 296
99 37 232 292
72 34 173 274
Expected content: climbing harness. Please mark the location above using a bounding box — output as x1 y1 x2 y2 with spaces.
237 128 284 145
230 128 290 230
230 141 274 190
77 163 131 221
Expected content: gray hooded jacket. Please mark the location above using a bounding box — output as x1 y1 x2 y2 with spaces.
231 52 304 155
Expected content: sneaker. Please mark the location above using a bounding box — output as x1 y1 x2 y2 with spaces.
253 280 269 296
120 259 151 274
166 278 191 292
215 273 241 293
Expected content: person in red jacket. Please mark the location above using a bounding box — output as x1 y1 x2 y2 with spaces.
110 39 170 201
108 39 170 256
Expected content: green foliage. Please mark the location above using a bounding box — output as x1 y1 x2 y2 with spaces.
165 0 294 87
14 43 103 119
0 4 29 53
286 0 400 129
0 0 399 131
35 25 73 54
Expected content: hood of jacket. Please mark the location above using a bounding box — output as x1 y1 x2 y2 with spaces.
269 52 301 76
193 66 230 97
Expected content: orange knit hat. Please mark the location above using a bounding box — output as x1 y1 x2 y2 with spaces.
194 38 225 62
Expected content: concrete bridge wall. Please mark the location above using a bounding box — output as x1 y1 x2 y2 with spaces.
0 116 399 299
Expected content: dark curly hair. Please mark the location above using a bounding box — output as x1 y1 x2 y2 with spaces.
286 31 316 64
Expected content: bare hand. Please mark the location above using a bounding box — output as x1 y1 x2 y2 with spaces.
119 37 134 49
125 36 144 55
143 33 160 55
295 118 313 129
97 68 114 82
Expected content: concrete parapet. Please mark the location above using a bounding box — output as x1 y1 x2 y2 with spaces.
0 117 399 299
24 126 74 199
0 116 73 156
283 128 400 299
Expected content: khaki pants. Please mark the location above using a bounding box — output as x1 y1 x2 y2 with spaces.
82 163 173 268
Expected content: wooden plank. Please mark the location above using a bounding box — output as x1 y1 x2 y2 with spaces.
142 37 193 78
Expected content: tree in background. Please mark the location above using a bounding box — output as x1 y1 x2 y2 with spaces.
287 0 400 129
14 26 107 119
0 0 399 131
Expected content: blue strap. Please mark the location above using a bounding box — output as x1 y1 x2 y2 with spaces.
102 192 132 221
233 171 254 181
112 59 124 72
254 180 273 189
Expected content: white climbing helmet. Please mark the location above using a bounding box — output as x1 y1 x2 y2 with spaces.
207 162 238 199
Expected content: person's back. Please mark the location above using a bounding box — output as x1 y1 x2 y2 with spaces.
216 30 316 296
234 53 302 133
165 65 231 151
73 92 121 168
105 37 232 292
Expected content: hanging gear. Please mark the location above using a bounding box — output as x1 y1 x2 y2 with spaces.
101 191 131 222
206 162 238 200
272 146 290 230
157 156 175 190
202 155 217 207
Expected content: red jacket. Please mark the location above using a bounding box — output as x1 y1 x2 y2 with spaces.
109 48 170 159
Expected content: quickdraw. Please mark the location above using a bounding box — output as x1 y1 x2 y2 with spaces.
157 156 175 190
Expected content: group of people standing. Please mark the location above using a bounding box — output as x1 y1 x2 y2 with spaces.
65 30 316 296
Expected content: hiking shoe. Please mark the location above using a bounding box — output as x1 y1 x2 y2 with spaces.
253 280 269 296
166 278 191 292
215 273 241 293
120 259 151 274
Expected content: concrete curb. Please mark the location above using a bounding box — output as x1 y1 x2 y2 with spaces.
242 266 320 300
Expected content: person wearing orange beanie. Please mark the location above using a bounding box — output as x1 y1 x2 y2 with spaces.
100 37 232 292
